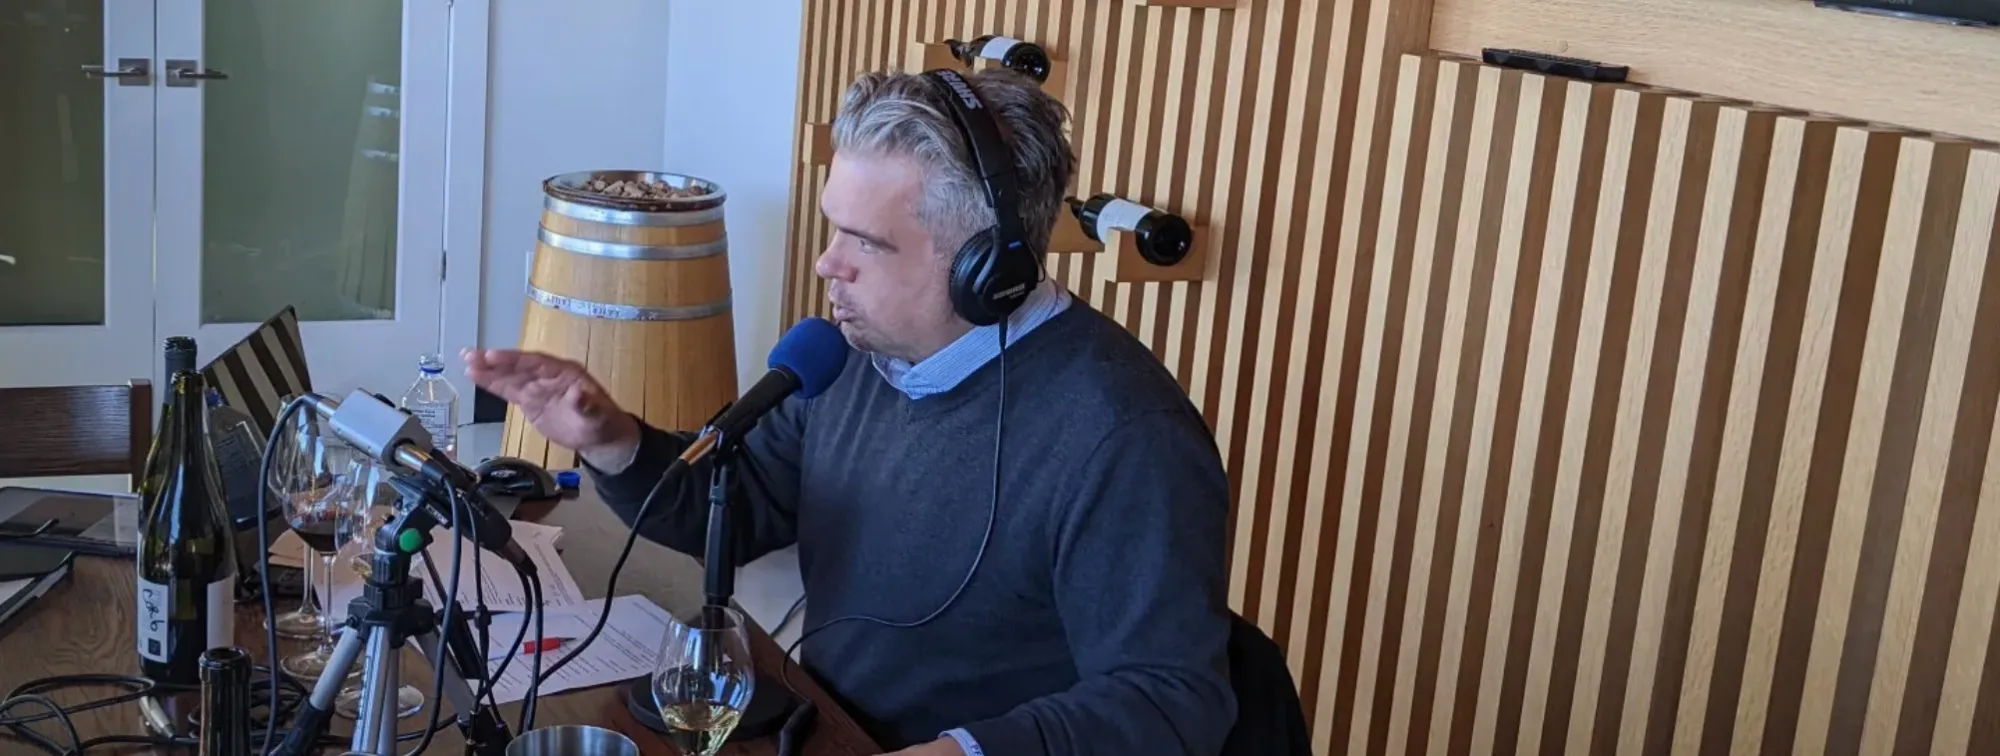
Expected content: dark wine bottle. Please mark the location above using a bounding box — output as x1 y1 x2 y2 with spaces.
139 337 200 514
165 336 198 379
137 369 240 687
197 647 253 756
944 35 1052 82
1066 194 1195 266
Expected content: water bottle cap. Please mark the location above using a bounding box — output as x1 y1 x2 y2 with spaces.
556 470 581 489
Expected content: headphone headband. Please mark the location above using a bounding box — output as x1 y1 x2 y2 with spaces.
923 69 1033 265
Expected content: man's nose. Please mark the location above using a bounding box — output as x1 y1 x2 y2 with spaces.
814 246 850 281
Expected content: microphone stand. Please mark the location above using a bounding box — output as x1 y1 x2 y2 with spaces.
273 473 511 756
624 428 801 741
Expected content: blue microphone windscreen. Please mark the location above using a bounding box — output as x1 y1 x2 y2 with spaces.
769 317 851 399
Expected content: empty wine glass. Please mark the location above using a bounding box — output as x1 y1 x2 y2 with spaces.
651 607 755 756
331 453 425 720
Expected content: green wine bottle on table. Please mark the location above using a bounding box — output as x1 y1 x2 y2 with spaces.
136 369 240 687
137 337 198 517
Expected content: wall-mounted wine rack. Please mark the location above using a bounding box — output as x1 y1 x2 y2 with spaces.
779 2 2000 755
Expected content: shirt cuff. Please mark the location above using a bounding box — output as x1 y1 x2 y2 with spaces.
941 728 985 756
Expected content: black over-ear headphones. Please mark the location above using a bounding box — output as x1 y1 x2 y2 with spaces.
922 68 1045 327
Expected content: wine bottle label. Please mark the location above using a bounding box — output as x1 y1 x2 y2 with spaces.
980 36 1022 60
1096 198 1156 244
136 577 169 662
135 576 236 662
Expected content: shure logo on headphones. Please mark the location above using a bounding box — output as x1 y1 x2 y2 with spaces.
941 74 984 110
993 283 1028 300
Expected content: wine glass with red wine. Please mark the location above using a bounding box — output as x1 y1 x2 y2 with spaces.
273 421 368 681
265 400 328 641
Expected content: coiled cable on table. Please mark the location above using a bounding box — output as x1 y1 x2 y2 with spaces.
0 666 454 755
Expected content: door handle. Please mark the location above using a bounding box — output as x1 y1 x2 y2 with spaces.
82 58 151 86
166 60 229 87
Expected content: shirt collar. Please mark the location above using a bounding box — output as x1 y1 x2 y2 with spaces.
870 277 1072 399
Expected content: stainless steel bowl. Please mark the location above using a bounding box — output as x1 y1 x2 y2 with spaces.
504 725 641 756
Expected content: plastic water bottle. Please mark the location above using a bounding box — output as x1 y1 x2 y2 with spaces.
401 353 459 458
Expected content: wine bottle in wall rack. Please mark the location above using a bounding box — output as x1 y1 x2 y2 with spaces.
1067 194 1195 266
945 35 1052 83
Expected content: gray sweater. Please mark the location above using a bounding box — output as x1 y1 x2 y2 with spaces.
588 302 1238 755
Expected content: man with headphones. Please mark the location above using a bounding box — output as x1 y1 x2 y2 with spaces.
465 68 1237 755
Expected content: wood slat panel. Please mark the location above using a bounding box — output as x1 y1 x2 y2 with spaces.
776 1 2000 749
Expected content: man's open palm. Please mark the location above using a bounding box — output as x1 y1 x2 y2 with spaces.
460 348 637 457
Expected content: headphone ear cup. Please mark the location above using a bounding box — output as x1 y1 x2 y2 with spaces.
950 227 1002 326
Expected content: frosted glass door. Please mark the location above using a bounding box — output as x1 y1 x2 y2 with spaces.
0 0 156 388
154 0 450 398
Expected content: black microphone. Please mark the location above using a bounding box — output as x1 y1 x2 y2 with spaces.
699 317 851 609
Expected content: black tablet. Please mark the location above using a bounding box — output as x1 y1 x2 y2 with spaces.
0 486 137 557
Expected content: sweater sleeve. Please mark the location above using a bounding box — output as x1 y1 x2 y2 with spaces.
957 411 1238 756
582 394 810 566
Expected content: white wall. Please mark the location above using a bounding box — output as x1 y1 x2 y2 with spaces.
476 0 807 394
660 0 809 646
477 0 671 361
661 1 806 390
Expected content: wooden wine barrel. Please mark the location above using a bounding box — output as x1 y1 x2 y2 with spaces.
502 170 739 470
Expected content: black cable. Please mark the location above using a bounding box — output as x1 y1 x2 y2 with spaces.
471 485 489 661
403 480 469 756
520 572 546 734
774 594 807 637
0 667 313 752
776 318 1010 702
483 565 534 706
255 396 308 754
0 694 78 755
534 461 675 686
0 675 155 726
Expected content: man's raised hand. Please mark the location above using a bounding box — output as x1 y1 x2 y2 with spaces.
460 348 641 471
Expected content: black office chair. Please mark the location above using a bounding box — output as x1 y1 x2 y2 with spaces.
1222 612 1314 756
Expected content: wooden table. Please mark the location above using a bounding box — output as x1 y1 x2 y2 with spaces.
0 483 880 755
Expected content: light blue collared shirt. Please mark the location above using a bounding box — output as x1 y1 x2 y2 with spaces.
870 276 1072 400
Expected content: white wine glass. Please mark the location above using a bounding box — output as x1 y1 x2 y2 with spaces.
331 454 425 720
652 607 756 756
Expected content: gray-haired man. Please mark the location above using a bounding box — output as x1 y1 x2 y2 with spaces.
466 68 1237 756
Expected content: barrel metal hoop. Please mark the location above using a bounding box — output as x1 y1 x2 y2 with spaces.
536 227 728 261
526 285 731 322
543 195 726 227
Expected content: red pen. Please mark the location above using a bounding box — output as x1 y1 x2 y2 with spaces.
520 637 566 655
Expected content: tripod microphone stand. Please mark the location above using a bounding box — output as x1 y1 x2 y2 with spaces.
274 473 512 756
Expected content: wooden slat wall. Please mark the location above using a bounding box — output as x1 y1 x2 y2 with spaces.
776 1 2000 752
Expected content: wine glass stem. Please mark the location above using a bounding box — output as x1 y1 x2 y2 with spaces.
318 551 338 654
299 544 320 615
